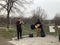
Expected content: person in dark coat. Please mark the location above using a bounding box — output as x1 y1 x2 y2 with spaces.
16 18 24 40
40 23 45 37
34 19 41 36
35 19 45 37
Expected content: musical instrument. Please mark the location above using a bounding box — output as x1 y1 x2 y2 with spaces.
31 24 41 30
19 21 24 24
35 24 40 29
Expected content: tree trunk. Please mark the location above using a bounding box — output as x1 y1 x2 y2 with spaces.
7 11 10 29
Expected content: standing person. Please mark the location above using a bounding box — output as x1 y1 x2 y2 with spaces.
16 18 24 40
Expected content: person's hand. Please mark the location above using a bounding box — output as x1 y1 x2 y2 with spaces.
21 21 24 24
35 24 40 29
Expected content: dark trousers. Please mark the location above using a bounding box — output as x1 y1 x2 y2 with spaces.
17 28 22 39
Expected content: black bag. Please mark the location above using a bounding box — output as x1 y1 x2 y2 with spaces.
41 31 45 37
29 34 33 37
40 25 45 37
31 25 35 30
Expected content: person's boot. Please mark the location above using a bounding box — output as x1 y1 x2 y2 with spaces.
20 37 22 39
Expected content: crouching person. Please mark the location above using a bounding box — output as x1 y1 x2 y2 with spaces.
35 19 45 37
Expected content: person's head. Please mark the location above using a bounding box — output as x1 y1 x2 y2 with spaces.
37 19 40 21
37 18 41 23
37 18 41 22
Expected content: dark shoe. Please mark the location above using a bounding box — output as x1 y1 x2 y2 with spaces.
15 39 19 41
20 37 23 39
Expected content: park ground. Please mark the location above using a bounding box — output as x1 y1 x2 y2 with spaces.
0 25 60 45
9 35 60 45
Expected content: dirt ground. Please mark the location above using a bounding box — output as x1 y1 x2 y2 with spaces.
0 36 13 45
9 35 60 45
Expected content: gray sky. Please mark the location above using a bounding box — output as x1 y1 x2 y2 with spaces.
0 0 60 20
24 0 60 19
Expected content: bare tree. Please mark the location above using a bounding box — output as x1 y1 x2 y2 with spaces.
54 14 60 26
0 0 33 28
32 7 47 22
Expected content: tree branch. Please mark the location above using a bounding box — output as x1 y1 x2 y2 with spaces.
0 4 7 10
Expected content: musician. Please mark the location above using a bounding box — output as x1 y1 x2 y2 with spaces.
35 19 45 37
31 19 45 37
35 19 41 37
16 18 24 40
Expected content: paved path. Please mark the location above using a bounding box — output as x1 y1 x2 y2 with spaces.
0 36 13 45
8 35 60 45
